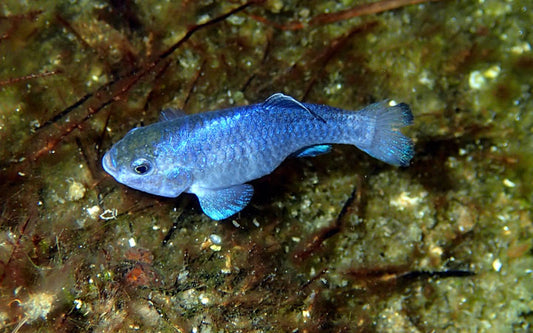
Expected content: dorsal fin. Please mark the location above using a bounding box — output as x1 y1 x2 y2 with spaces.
264 93 326 123
159 108 187 121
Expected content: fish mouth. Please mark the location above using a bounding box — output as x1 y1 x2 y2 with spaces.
102 150 117 175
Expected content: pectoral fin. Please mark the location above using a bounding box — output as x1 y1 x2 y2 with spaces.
158 168 191 197
194 184 254 220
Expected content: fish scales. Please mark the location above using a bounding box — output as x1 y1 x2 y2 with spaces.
188 106 340 186
103 93 414 220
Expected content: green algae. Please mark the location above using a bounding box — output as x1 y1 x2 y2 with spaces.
0 0 532 332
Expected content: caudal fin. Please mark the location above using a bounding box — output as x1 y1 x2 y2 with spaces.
358 101 414 167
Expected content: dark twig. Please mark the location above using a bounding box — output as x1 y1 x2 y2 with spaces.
310 0 438 26
251 0 438 30
158 0 264 60
292 177 364 262
0 69 62 87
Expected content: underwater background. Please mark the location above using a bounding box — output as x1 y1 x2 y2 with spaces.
0 0 531 332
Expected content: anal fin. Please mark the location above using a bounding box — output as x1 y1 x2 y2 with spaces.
293 144 332 158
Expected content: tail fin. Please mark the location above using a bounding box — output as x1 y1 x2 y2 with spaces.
358 101 414 167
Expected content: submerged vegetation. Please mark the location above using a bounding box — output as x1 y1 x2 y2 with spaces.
0 0 532 332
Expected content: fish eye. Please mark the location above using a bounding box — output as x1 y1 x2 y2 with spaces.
131 158 152 175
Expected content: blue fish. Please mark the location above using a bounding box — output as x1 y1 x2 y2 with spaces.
102 93 414 220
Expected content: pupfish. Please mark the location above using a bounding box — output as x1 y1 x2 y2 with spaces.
102 93 414 220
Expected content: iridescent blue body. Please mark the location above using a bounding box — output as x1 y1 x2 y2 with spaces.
102 93 414 220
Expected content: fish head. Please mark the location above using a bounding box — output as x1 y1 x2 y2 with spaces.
102 125 191 198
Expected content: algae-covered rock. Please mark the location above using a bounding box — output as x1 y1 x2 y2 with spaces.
0 0 531 331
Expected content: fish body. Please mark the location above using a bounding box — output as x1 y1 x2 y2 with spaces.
102 93 414 220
